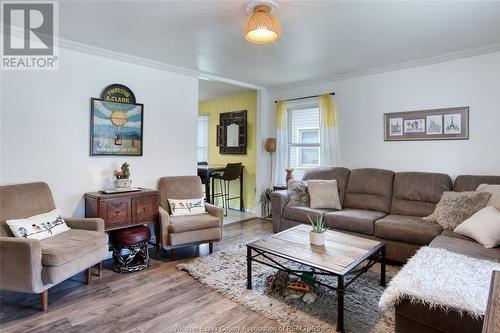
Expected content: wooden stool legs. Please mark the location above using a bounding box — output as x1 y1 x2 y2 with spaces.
40 290 48 311
99 261 103 277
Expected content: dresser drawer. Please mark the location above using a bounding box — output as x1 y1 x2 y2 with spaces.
102 198 131 229
132 195 159 223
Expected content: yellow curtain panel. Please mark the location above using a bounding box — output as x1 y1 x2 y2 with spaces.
319 94 336 127
275 100 288 130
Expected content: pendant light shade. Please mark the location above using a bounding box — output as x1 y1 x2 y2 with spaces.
244 3 281 45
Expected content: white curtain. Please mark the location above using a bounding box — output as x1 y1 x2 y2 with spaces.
319 94 340 166
273 101 288 185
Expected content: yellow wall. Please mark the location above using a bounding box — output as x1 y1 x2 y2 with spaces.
198 92 257 211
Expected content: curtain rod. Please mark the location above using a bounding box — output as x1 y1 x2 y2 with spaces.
274 92 335 104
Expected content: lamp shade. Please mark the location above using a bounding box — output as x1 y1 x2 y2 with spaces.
243 4 281 45
265 138 276 153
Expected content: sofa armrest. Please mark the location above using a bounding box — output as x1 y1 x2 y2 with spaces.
159 206 170 249
65 217 105 232
0 237 44 293
271 190 289 233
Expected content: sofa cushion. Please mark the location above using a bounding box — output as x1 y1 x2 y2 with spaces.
375 214 442 245
287 180 309 207
307 180 341 210
324 209 386 235
454 175 500 192
440 229 475 242
424 191 491 230
343 168 395 213
282 206 331 224
391 172 452 217
454 206 500 248
168 213 220 233
302 167 350 206
40 229 109 267
430 235 500 262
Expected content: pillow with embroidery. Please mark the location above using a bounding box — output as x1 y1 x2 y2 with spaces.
168 197 206 216
6 209 70 240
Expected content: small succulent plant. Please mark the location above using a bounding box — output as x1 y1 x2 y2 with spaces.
308 214 326 234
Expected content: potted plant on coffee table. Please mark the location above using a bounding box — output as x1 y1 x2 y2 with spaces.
308 214 326 246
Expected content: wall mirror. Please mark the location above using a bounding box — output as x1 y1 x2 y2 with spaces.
216 110 247 154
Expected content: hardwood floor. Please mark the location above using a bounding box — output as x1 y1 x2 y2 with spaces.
0 218 289 333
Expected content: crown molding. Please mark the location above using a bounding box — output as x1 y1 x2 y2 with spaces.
58 37 200 78
269 43 500 92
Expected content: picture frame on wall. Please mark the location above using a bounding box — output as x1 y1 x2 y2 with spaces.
90 98 144 156
384 106 469 141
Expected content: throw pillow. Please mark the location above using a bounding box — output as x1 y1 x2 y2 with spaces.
6 208 70 240
287 180 309 207
476 184 500 210
454 206 500 248
168 197 206 216
308 179 342 210
423 191 491 230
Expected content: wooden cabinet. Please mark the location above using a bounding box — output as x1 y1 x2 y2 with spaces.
84 189 160 254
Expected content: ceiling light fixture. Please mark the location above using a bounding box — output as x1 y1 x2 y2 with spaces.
243 0 281 45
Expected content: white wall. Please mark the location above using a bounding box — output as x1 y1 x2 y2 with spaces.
266 52 500 182
1 47 198 217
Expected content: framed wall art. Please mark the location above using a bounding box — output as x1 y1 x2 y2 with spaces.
384 106 469 141
90 98 144 156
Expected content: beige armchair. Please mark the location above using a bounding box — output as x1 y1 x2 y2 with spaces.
0 182 108 311
157 176 223 259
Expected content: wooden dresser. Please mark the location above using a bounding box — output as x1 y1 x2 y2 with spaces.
84 189 160 254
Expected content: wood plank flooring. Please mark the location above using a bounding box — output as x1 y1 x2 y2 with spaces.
0 218 291 333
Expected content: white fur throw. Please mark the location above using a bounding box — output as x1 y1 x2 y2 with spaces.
379 246 500 318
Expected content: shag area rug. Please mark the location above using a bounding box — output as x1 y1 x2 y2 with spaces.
379 246 500 318
177 242 398 333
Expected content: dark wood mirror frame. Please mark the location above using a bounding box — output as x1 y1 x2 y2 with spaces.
216 110 247 154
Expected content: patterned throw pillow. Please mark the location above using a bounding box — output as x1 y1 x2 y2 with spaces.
168 197 206 216
6 208 70 240
287 180 310 207
424 191 491 230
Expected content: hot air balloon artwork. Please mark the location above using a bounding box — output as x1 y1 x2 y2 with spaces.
90 98 144 156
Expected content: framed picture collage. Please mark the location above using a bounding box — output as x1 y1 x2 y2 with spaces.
384 106 469 141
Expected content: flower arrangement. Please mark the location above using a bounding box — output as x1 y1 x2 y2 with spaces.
114 162 130 179
113 162 132 188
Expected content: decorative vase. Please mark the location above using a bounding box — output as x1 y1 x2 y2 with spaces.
285 169 294 183
115 178 132 188
309 231 325 246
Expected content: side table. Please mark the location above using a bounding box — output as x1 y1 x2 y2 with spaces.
84 188 160 256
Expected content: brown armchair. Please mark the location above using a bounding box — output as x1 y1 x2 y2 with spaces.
0 182 109 311
157 176 223 259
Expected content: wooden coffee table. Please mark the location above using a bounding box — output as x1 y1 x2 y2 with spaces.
246 224 386 333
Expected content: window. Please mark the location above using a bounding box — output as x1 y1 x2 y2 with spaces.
197 115 209 162
288 104 320 180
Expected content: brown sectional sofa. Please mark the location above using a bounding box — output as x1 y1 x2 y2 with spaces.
272 167 500 332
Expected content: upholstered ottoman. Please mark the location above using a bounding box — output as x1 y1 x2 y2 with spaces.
111 226 151 273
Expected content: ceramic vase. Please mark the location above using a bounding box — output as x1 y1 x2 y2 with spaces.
285 169 294 183
115 178 132 188
309 231 325 246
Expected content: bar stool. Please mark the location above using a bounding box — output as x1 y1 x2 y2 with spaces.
211 163 243 216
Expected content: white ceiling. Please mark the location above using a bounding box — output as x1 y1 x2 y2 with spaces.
58 1 500 88
199 80 254 102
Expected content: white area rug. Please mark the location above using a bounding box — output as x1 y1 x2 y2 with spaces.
177 242 398 333
379 246 500 318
